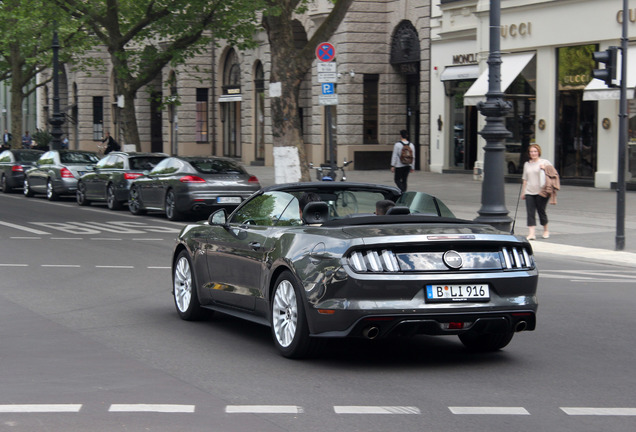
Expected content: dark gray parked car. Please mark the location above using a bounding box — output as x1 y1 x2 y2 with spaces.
0 149 44 193
172 182 538 358
128 156 261 220
24 150 100 200
76 151 168 210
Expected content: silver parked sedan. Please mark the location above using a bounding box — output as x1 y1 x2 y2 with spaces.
24 150 100 200
128 156 261 220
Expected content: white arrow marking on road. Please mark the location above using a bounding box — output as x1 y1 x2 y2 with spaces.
0 220 49 234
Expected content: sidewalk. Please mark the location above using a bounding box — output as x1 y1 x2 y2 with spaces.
246 164 636 267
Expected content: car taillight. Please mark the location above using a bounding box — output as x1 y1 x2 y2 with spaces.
11 165 24 172
248 175 259 184
60 167 74 178
124 172 144 180
179 175 205 183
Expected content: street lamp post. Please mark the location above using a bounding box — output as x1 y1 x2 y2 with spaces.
474 0 513 233
48 26 65 150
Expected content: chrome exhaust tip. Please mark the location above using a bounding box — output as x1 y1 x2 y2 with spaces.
362 326 380 339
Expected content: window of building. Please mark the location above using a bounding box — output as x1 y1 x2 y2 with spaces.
363 74 379 144
196 88 208 142
93 96 103 141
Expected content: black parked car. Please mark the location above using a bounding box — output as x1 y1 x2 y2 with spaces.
24 150 100 200
172 182 538 358
128 156 261 220
76 151 168 210
0 149 44 193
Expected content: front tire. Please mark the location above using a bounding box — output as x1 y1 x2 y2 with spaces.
23 178 34 197
1 175 10 193
459 331 514 352
270 271 318 359
76 181 91 206
173 250 205 321
128 186 146 215
46 179 59 201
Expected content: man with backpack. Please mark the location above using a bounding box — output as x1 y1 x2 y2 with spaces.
390 129 415 192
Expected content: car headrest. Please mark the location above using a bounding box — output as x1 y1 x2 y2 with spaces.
302 201 329 224
386 206 410 215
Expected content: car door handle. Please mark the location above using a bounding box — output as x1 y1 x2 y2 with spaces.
249 242 261 251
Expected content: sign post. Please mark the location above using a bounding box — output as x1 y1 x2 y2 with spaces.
316 43 337 175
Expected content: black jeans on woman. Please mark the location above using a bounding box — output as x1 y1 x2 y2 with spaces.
525 194 549 226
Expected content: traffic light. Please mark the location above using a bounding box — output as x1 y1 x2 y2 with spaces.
592 46 618 87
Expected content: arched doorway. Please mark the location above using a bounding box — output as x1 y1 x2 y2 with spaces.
390 20 421 170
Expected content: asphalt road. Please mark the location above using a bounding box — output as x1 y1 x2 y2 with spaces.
1 192 635 432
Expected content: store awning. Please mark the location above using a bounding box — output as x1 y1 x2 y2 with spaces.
440 65 480 81
463 52 535 106
583 46 636 101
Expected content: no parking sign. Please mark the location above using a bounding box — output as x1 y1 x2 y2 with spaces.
316 42 336 62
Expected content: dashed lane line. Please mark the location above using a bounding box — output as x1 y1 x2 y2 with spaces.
561 407 636 416
334 406 420 414
449 406 530 415
109 404 195 413
225 405 304 414
0 404 82 413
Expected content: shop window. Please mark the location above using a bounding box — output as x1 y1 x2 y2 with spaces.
93 96 103 141
196 88 208 142
363 74 379 144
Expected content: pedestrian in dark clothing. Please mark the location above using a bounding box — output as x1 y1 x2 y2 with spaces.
390 129 415 192
102 131 120 154
21 131 33 149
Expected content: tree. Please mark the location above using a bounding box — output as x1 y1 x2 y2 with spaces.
52 0 266 150
0 0 91 148
263 0 354 182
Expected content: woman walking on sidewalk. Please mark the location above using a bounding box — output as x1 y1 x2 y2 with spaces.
521 144 552 240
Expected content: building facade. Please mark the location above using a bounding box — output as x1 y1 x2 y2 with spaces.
430 0 636 189
38 0 432 177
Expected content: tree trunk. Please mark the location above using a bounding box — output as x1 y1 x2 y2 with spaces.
120 89 141 151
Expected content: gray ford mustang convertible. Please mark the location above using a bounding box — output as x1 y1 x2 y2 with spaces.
172 182 538 358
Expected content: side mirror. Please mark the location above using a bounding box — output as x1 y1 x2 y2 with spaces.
209 208 228 226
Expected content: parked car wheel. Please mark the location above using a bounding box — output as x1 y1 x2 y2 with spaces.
165 189 183 221
173 250 206 321
270 271 319 359
128 186 146 215
76 181 91 206
106 184 122 210
46 179 59 201
1 175 9 193
23 178 34 197
459 331 514 352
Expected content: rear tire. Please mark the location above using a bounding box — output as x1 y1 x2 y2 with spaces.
1 175 10 193
128 185 146 215
173 251 205 321
270 271 319 358
165 189 183 221
46 179 59 201
76 181 91 206
459 331 514 352
106 184 122 210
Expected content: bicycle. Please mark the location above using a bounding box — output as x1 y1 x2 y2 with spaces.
309 159 352 182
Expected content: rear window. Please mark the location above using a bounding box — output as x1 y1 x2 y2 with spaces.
60 152 100 164
190 159 246 174
15 151 42 162
130 156 166 171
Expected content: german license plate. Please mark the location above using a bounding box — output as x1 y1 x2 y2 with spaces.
426 284 490 302
217 196 242 204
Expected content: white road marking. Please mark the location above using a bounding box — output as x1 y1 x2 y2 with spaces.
0 263 28 267
0 220 49 234
9 236 41 240
90 238 123 241
41 265 81 268
334 406 420 414
148 266 171 269
449 406 530 415
108 404 195 413
561 407 636 416
225 405 304 414
132 238 165 241
95 265 134 269
51 237 82 240
0 404 82 413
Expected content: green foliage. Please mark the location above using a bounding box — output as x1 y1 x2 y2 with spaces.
32 129 52 149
